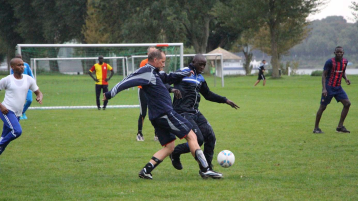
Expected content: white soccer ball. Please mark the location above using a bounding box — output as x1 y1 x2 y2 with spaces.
217 150 235 168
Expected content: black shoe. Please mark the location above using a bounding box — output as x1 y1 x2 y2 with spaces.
336 126 350 133
313 128 324 134
98 107 101 110
102 107 106 110
199 169 223 179
169 153 183 170
138 168 152 179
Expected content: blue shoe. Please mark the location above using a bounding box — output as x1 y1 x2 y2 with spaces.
22 113 28 120
20 114 25 120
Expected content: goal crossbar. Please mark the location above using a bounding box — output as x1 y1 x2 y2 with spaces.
129 53 224 87
31 56 128 78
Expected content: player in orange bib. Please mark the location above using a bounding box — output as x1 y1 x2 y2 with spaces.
137 47 157 141
89 56 114 110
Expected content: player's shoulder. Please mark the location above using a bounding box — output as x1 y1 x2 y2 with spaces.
181 67 191 72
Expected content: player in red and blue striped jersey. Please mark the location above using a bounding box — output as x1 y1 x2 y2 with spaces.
313 46 351 134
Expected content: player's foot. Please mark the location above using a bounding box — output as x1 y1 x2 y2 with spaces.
336 126 350 133
153 135 158 141
313 128 323 134
98 107 101 110
22 113 27 119
136 133 144 141
102 107 106 110
169 153 183 170
199 169 223 179
138 168 152 179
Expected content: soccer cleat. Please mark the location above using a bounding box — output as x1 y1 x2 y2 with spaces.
169 153 183 170
102 107 106 110
98 107 101 110
138 168 152 179
153 135 158 141
22 113 27 119
313 128 323 134
336 126 350 133
136 133 144 141
199 169 223 179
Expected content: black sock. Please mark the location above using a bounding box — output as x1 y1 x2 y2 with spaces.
143 162 154 174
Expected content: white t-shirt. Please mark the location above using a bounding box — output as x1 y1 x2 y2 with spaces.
0 74 39 116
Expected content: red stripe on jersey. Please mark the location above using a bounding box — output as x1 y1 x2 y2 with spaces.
328 58 336 86
102 63 108 85
333 61 341 87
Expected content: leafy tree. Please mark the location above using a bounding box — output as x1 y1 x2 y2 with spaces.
214 0 322 77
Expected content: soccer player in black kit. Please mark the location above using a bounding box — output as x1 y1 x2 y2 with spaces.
254 60 266 86
168 54 239 174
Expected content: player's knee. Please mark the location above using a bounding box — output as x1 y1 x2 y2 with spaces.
186 131 197 142
165 142 175 153
344 101 351 108
13 127 22 138
197 135 204 146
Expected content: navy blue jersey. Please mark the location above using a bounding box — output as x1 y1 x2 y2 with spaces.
324 57 348 87
169 64 227 114
105 64 190 120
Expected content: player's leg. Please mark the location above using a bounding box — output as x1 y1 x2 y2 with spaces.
139 121 176 179
21 90 33 120
262 75 266 86
102 85 109 110
170 114 203 170
338 99 351 127
336 88 351 133
197 113 216 170
95 85 101 110
254 79 260 86
137 88 147 141
0 111 22 155
314 91 332 133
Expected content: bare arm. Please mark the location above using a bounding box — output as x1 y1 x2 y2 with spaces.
106 70 114 82
34 89 43 104
89 72 99 82
342 72 351 85
0 103 8 115
322 70 328 97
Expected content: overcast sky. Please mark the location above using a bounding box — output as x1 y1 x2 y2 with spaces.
307 0 356 23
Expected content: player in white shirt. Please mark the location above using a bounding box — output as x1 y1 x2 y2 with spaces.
0 58 43 155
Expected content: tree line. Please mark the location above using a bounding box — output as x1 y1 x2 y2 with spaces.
0 0 325 77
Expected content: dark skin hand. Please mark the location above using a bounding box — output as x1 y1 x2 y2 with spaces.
171 88 182 99
226 99 239 109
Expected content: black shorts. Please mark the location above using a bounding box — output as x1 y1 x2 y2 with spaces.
150 111 193 146
258 74 265 80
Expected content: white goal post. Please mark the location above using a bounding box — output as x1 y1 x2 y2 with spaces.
129 53 224 87
31 56 128 79
16 43 184 69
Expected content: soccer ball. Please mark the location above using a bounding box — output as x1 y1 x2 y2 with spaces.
217 150 235 168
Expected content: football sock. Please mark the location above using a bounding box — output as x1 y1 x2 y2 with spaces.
195 149 209 171
143 162 154 174
151 156 163 168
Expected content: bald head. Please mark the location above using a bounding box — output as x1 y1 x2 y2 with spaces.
191 54 206 74
10 58 23 66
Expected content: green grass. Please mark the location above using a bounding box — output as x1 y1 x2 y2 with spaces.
0 75 357 200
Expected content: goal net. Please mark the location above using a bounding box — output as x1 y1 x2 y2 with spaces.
16 43 184 110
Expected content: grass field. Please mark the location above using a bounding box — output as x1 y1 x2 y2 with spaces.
0 75 357 200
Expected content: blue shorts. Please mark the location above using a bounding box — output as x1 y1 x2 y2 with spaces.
150 111 193 146
320 86 348 105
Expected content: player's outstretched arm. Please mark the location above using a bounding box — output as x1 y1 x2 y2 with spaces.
34 90 43 104
226 99 239 109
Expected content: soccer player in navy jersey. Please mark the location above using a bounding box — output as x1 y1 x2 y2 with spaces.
167 54 239 174
103 49 223 179
313 46 351 134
